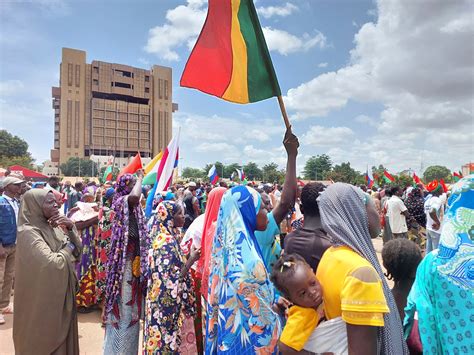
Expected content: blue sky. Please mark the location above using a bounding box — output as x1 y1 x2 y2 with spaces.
1 0 472 175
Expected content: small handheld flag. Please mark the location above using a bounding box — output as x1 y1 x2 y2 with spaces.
102 165 113 183
117 153 142 181
236 168 245 181
208 165 219 184
365 169 374 188
453 171 462 182
383 170 395 183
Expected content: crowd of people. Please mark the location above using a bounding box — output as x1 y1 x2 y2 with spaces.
0 128 472 354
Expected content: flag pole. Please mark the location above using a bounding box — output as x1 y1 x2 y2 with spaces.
277 96 291 130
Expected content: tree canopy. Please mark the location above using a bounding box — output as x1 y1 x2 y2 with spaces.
243 162 262 180
423 165 452 183
303 154 332 180
326 162 364 185
182 167 206 179
0 129 34 168
60 157 98 177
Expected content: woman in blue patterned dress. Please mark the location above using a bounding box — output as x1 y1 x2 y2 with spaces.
404 175 474 354
205 186 282 354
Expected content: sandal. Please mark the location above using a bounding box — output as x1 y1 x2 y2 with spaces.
2 304 13 314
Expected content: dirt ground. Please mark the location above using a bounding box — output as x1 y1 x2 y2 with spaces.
0 238 388 355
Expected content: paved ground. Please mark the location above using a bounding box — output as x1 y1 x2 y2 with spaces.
0 238 388 355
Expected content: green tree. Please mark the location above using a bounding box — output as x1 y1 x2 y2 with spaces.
243 162 262 181
326 162 363 184
182 167 205 179
0 130 34 167
423 165 452 183
262 163 284 183
303 154 332 180
60 157 98 177
395 174 415 188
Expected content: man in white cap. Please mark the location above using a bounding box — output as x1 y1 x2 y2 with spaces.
0 176 24 324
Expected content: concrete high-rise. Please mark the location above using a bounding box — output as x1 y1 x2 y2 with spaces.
51 48 176 166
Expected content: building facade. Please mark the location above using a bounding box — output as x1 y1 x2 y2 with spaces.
51 48 176 166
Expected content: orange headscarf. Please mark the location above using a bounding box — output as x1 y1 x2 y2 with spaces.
198 187 226 298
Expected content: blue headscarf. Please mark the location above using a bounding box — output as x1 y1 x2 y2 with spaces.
404 175 474 353
205 186 281 354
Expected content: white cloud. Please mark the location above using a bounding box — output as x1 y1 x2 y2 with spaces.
285 0 473 172
354 114 378 127
0 80 24 96
286 0 473 119
145 1 326 60
257 3 298 19
144 0 207 61
263 27 327 55
440 12 473 34
196 142 237 154
302 126 354 147
173 111 291 168
318 62 328 68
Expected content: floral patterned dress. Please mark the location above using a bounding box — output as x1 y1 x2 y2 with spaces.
76 224 98 308
143 201 197 354
95 206 115 303
206 186 281 354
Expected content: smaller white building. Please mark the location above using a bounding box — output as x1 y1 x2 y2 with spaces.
42 160 60 177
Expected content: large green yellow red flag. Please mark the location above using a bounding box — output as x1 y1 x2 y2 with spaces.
180 0 281 104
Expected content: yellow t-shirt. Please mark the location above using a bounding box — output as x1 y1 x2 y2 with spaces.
280 305 322 351
316 246 389 326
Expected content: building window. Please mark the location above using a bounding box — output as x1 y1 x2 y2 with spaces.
115 69 132 78
67 100 72 147
93 79 99 85
158 111 163 145
75 64 80 87
164 80 169 100
145 87 149 93
114 82 132 89
93 66 99 74
145 75 150 82
68 63 73 86
74 101 80 147
158 79 163 99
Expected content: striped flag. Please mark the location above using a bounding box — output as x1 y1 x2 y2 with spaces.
383 170 395 183
145 132 180 217
365 169 374 188
236 168 245 181
181 0 281 104
143 151 163 185
208 165 219 184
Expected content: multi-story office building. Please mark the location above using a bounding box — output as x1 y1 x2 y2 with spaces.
51 47 176 166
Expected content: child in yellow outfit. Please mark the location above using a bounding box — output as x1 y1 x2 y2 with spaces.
271 253 329 353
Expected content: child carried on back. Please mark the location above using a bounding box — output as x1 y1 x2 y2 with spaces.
271 254 348 355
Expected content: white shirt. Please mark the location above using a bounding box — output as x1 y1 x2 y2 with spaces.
387 195 408 233
2 193 19 222
424 196 443 232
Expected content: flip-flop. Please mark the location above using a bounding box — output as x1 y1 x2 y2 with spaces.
2 304 13 314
